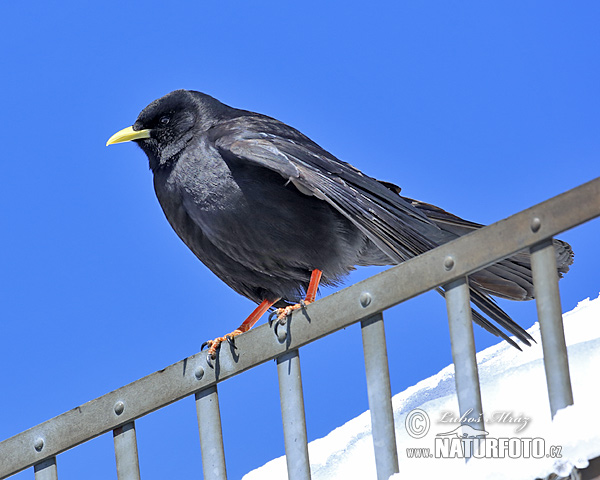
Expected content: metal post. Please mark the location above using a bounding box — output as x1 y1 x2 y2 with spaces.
34 457 57 480
530 238 574 417
113 422 141 480
361 313 399 479
195 386 227 480
277 349 311 480
444 277 485 459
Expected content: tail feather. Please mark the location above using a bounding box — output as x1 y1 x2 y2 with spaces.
435 287 524 350
435 285 535 348
383 191 575 349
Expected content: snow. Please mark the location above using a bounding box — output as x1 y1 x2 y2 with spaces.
244 294 600 480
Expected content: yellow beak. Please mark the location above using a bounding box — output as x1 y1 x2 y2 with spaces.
106 126 151 146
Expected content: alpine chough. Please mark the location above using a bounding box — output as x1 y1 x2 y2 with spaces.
107 90 574 360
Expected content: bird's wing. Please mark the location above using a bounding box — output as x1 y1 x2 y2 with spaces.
212 116 447 263
402 197 484 234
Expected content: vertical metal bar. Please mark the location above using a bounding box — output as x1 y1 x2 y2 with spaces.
277 349 311 480
444 276 485 459
361 313 399 480
113 421 141 480
34 457 57 480
530 238 574 417
195 386 227 480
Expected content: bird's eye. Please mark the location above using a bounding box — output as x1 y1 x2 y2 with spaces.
159 115 171 126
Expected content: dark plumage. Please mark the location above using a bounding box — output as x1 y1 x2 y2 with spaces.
107 89 574 349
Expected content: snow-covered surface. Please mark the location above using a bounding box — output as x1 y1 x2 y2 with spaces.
244 295 600 480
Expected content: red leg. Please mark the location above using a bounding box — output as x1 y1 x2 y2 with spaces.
305 269 323 303
275 269 323 320
235 298 276 333
204 298 277 359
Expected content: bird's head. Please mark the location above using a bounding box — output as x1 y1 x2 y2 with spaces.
106 89 228 170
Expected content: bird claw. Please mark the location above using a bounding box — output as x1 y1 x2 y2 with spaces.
268 310 282 327
201 330 244 368
269 307 290 328
201 336 221 363
269 301 311 331
206 353 215 368
201 340 218 367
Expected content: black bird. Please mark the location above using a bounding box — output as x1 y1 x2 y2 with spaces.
107 90 573 359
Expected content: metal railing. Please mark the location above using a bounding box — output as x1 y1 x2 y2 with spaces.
2 176 599 480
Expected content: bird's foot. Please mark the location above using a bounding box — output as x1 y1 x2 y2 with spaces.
200 299 278 367
201 329 244 364
268 300 311 327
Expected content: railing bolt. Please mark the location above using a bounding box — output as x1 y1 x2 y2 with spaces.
444 256 455 271
114 401 125 416
360 292 372 308
531 217 542 233
34 437 44 452
194 366 205 380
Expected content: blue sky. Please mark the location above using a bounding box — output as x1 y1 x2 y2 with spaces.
1 2 599 479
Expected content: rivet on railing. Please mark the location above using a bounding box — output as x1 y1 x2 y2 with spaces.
360 292 372 308
114 401 125 416
444 256 455 271
33 437 44 452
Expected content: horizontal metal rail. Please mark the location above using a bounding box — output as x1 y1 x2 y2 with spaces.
1 176 599 479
